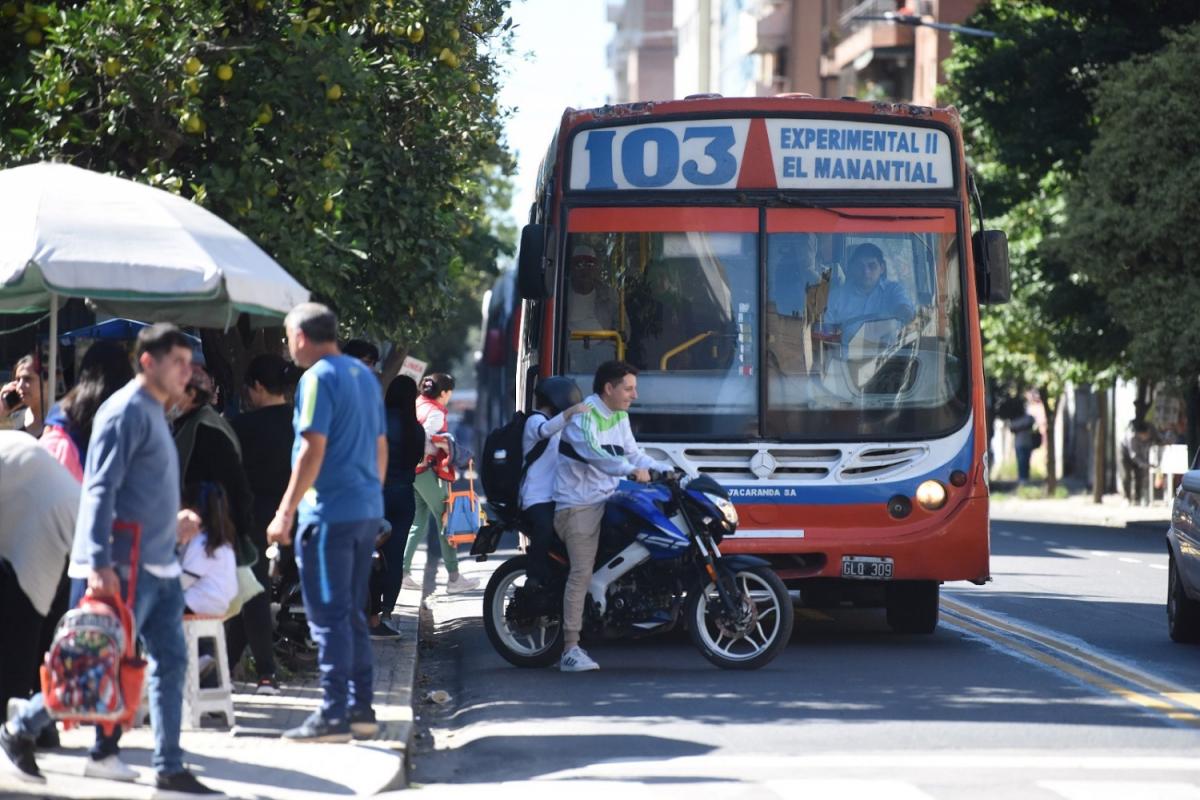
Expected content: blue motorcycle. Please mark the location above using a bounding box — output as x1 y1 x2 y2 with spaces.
479 471 794 670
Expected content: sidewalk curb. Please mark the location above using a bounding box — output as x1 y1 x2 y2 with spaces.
370 546 438 794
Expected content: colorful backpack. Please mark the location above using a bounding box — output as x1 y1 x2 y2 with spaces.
41 522 146 735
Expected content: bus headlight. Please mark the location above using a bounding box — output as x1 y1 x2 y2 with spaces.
915 480 947 511
707 494 739 528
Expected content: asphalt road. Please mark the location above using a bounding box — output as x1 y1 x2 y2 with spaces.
397 518 1200 800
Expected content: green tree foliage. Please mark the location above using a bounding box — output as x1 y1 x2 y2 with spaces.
944 0 1198 215
0 0 515 347
1053 23 1200 388
943 1 1197 489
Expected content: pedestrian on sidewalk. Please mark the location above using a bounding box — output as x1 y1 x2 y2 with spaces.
179 482 238 617
0 432 79 716
1009 410 1037 484
267 303 387 743
376 375 425 632
0 354 47 437
229 354 298 695
553 361 672 672
35 341 135 712
1121 421 1155 506
402 373 479 594
2 323 221 796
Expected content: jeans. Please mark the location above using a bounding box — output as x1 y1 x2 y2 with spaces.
11 570 188 775
1015 445 1033 482
522 502 556 586
381 478 416 615
295 518 378 721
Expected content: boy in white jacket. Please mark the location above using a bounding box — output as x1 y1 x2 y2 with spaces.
552 361 672 672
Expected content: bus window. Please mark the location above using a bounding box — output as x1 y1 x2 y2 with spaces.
562 221 758 438
764 209 968 440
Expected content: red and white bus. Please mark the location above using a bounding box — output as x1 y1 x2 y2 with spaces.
513 95 1009 633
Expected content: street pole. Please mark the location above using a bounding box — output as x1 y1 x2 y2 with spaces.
1093 387 1107 504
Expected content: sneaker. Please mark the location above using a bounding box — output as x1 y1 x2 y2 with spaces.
154 768 224 797
369 620 402 640
282 711 351 743
446 574 480 594
0 724 42 783
559 645 600 672
85 754 139 782
401 574 422 592
348 706 380 740
255 676 280 696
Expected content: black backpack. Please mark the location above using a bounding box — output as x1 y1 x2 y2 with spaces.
480 411 551 525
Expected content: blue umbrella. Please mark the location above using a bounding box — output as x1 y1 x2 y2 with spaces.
58 318 201 347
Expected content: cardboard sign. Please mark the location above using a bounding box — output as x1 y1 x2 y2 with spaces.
399 356 427 382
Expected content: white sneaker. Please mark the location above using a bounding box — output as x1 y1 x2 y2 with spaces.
559 646 600 672
446 574 480 594
401 574 422 592
84 754 138 782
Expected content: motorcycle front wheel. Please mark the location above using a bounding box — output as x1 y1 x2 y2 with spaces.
686 564 794 670
482 555 564 668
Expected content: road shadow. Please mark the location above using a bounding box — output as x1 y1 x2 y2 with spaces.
990 519 1168 559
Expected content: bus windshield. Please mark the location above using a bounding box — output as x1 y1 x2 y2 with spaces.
560 206 968 441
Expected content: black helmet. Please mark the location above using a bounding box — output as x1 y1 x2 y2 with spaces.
534 376 583 415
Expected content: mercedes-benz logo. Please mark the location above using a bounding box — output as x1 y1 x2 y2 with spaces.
750 451 777 480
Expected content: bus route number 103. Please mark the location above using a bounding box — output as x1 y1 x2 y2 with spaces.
582 125 739 190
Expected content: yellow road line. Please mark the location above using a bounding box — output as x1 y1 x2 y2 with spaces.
941 598 1200 727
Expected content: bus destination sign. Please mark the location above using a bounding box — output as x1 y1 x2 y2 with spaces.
569 118 954 192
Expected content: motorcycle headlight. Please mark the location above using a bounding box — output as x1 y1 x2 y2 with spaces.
706 494 739 528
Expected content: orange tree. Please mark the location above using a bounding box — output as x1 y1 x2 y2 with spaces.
0 0 514 354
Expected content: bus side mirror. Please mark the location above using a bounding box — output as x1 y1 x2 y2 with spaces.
517 223 548 300
973 230 1010 305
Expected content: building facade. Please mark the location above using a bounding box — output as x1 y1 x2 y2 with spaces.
608 0 677 103
613 0 982 105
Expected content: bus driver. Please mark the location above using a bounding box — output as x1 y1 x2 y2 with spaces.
823 242 915 346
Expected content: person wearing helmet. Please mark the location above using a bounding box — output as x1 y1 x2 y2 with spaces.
520 377 587 588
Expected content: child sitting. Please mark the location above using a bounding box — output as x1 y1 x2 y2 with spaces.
179 482 237 617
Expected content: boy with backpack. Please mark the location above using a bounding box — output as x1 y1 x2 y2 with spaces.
519 378 585 588
479 378 584 586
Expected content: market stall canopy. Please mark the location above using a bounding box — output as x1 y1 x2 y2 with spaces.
0 162 309 327
57 318 201 347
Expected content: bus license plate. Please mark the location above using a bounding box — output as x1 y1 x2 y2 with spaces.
842 556 894 580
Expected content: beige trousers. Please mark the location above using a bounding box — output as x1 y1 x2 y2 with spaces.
554 502 605 649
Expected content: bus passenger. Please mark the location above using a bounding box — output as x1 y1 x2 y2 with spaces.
565 245 619 373
824 243 915 343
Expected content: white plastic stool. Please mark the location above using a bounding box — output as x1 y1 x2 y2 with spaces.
182 614 235 729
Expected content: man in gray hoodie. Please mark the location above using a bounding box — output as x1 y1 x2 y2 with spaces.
553 360 672 673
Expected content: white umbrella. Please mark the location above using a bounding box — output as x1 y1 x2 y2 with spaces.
0 162 310 401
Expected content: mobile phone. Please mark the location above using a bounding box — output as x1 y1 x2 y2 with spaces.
2 389 21 410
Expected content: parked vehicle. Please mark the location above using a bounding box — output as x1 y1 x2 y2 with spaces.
1167 465 1200 642
476 470 794 670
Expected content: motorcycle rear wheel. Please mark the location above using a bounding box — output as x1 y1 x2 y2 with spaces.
483 555 564 668
686 565 794 670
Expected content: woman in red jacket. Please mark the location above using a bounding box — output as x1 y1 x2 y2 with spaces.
401 374 478 594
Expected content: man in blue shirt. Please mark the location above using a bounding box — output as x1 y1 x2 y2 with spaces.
824 243 915 346
268 303 387 743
